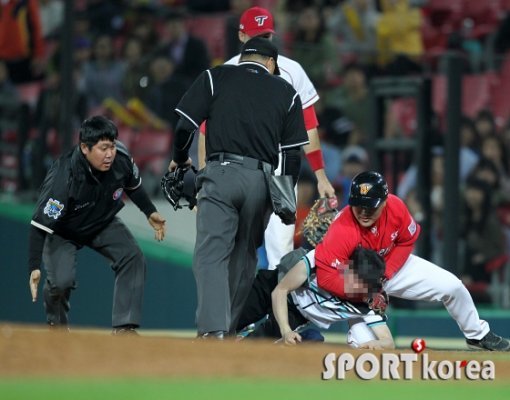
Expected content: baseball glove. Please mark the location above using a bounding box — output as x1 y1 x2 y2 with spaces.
161 166 197 211
367 291 389 315
301 196 339 247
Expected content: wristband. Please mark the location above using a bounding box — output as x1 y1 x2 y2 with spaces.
305 149 325 171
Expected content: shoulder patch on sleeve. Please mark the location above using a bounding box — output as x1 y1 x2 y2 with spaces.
44 198 64 220
408 219 417 235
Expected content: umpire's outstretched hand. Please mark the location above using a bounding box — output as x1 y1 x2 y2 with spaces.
29 269 41 302
148 212 166 241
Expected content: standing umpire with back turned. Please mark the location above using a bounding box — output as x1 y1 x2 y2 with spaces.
168 37 309 338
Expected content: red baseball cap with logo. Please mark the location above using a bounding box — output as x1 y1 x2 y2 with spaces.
239 7 275 37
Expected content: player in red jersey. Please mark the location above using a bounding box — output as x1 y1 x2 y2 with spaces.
314 171 510 351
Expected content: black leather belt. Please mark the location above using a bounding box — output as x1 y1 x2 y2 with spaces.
208 152 273 173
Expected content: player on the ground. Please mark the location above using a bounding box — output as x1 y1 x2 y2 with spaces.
238 246 394 348
237 198 393 348
315 171 510 351
197 6 336 270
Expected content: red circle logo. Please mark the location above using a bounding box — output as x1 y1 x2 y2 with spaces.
411 338 426 353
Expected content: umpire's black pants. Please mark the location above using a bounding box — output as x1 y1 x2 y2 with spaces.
42 217 146 327
193 161 272 335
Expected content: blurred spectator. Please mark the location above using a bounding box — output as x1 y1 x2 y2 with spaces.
85 0 126 36
445 22 484 73
73 37 92 71
480 133 510 193
0 0 46 83
327 0 379 66
39 0 64 39
32 64 87 190
289 6 341 89
186 0 230 12
121 36 150 101
474 109 498 139
334 145 370 207
376 0 423 76
398 145 478 201
493 11 510 58
225 0 253 59
73 11 93 64
0 60 21 156
124 4 161 56
502 118 510 154
143 55 188 131
460 115 482 155
322 63 369 145
0 60 21 131
460 178 507 303
467 157 510 206
156 9 211 86
318 107 354 148
80 33 127 109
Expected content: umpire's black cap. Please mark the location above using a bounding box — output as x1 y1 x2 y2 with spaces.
241 37 280 75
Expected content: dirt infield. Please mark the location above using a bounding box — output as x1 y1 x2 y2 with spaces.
1 324 509 380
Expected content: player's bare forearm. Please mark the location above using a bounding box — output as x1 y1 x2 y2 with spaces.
198 133 206 170
271 285 293 339
302 127 322 155
302 128 335 197
314 168 335 198
272 260 308 343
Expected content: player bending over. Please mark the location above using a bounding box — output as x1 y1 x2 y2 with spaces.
237 199 394 349
315 171 510 351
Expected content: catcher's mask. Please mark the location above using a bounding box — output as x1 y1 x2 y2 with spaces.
161 166 198 210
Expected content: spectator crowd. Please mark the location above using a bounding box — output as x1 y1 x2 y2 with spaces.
2 0 510 306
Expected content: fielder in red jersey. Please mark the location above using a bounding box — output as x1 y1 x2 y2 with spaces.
316 193 420 290
315 171 510 351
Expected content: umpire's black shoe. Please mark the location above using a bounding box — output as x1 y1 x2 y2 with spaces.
198 330 225 340
48 322 70 333
466 331 510 351
112 325 139 336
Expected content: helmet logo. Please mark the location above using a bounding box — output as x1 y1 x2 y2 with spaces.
359 183 372 195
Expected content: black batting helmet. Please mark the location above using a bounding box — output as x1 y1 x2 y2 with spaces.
349 171 388 208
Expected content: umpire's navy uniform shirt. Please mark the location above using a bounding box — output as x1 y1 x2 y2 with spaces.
31 142 141 244
175 62 309 167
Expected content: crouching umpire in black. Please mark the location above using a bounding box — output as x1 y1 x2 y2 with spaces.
168 37 309 338
28 115 166 334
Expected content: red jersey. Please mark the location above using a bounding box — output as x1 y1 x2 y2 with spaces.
315 194 420 298
0 0 45 60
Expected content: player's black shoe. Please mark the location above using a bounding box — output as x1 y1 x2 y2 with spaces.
198 330 225 340
466 331 510 351
112 325 139 336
